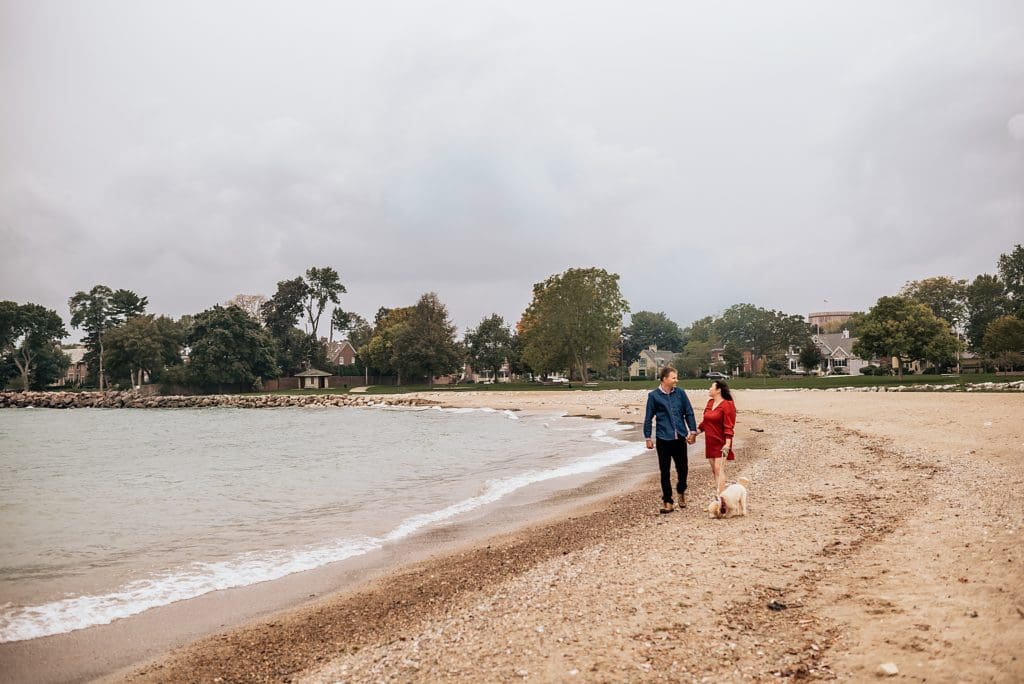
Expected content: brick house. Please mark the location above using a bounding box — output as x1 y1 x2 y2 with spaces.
710 347 757 375
324 340 357 367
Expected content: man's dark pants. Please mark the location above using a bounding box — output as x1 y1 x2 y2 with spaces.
656 437 688 504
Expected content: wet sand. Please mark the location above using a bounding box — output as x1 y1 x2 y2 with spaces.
4 390 1023 682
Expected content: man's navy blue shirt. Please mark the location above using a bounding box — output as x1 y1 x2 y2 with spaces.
643 386 697 441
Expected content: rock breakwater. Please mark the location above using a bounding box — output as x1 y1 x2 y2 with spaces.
824 380 1024 392
0 391 438 410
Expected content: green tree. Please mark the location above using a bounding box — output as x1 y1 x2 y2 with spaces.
104 315 185 388
69 285 114 389
674 339 713 378
329 308 352 344
508 332 528 378
185 305 278 391
345 313 373 351
110 289 149 323
713 304 809 369
997 244 1024 318
262 277 314 375
853 296 958 378
982 315 1024 370
465 314 514 383
393 293 462 386
722 342 744 374
899 276 967 329
359 306 415 380
68 286 147 389
303 266 346 341
621 311 684 364
798 340 823 373
262 278 308 332
965 274 1009 350
682 316 717 344
519 268 629 382
0 301 69 390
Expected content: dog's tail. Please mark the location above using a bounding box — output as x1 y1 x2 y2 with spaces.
738 477 751 489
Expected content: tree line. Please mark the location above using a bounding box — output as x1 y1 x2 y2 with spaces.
2 245 1022 391
633 245 1024 379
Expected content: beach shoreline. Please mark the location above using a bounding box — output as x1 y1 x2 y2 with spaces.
3 389 1022 683
0 408 651 684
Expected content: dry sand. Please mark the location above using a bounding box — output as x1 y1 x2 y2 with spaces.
18 390 1024 682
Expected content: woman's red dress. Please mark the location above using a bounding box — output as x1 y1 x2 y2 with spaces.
698 399 736 460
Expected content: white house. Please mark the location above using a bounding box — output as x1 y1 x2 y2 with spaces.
788 330 871 375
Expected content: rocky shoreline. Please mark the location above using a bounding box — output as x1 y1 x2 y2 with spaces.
0 390 437 410
824 380 1024 392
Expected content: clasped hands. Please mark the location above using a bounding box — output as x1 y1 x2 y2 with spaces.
645 432 698 449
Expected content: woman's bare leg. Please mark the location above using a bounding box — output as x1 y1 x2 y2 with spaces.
710 458 725 494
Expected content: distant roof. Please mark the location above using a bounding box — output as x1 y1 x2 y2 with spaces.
814 333 859 355
640 348 677 363
295 369 332 377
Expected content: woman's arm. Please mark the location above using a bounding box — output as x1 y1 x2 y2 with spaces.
723 401 736 448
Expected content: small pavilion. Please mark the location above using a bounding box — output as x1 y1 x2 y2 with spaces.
295 368 332 389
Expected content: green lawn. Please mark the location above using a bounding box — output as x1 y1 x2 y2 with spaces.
258 373 1022 396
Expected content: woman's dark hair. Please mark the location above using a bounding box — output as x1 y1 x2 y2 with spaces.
713 380 733 401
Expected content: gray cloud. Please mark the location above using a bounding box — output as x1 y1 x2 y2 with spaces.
2 1 1022 338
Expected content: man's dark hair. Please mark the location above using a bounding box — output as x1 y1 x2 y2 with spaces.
659 365 677 381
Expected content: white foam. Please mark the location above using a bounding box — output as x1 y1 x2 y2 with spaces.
384 434 638 542
430 406 497 414
0 536 381 643
0 415 641 644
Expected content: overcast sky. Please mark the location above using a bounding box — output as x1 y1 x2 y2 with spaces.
2 1 1023 341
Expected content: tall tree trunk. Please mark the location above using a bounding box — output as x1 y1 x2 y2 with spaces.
98 333 105 391
15 351 30 390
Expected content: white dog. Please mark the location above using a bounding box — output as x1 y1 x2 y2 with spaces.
707 477 750 519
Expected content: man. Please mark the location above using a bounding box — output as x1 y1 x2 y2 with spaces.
643 366 697 513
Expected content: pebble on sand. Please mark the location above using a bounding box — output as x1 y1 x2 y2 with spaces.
876 662 899 677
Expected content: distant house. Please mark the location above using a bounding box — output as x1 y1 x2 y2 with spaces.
463 359 513 384
710 347 757 375
57 345 88 387
787 330 870 375
324 340 357 367
958 351 985 374
295 368 332 389
629 345 678 379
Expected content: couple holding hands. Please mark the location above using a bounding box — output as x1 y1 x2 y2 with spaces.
642 366 735 514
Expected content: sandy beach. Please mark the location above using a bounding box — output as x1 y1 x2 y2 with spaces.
4 389 1023 682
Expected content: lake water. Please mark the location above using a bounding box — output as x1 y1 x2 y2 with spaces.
0 405 640 643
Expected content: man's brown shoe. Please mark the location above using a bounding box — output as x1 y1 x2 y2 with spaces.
678 493 686 508
660 502 674 514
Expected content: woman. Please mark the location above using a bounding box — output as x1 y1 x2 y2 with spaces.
697 380 736 494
